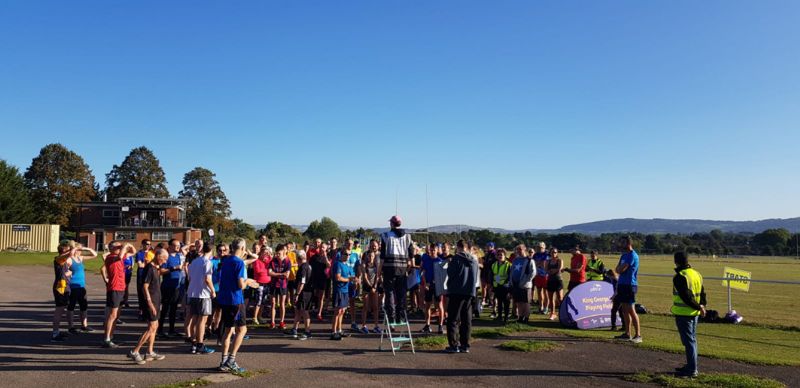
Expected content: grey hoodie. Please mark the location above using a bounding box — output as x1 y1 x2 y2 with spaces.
446 252 479 297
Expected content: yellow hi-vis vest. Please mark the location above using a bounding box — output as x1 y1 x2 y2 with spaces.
671 268 703 316
586 259 604 281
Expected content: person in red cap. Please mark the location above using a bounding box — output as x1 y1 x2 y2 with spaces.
379 215 415 325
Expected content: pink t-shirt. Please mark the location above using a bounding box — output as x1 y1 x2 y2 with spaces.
252 256 272 284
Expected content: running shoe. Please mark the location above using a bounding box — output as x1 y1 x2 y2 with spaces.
243 335 250 340
360 326 369 334
102 340 119 348
421 325 431 334
444 346 460 354
50 333 67 343
225 359 246 373
290 328 298 338
459 347 470 354
372 326 382 334
269 323 276 329
145 352 166 361
131 352 145 365
304 331 313 339
115 319 125 326
614 333 631 340
437 325 444 335
80 326 95 333
197 345 215 354
68 328 80 335
253 318 261 326
191 344 198 354
298 333 308 341
279 321 286 329
630 336 643 344
218 361 230 372
350 323 359 332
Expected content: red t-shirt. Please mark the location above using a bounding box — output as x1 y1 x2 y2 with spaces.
570 254 587 284
252 256 272 284
105 254 127 291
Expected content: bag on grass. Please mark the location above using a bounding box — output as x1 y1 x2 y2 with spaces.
702 309 720 323
635 304 648 314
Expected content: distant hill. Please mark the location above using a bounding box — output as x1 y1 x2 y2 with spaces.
554 218 800 234
252 217 800 236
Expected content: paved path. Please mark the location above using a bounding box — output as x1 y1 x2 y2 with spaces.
0 265 797 387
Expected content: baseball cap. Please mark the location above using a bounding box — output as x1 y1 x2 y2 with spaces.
486 242 495 248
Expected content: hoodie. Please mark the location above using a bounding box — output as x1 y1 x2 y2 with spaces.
446 252 479 297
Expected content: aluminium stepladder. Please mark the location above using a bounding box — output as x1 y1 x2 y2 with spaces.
378 297 416 355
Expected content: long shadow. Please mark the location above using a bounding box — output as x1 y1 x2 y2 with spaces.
304 366 633 379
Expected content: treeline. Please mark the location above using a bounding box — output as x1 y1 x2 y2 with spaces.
252 217 800 257
0 143 235 239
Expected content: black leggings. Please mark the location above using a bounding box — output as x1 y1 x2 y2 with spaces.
67 287 88 312
494 287 511 320
382 273 408 323
159 287 180 333
611 299 621 327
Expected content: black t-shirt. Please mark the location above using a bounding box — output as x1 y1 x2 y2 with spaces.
297 262 313 292
142 264 162 307
310 254 329 282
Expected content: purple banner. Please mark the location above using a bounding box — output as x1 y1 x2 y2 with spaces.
559 281 621 329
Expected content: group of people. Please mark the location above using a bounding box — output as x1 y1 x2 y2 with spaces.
50 216 708 378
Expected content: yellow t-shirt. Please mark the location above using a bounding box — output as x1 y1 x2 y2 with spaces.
288 251 298 280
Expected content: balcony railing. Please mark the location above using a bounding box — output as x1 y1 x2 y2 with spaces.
120 218 185 228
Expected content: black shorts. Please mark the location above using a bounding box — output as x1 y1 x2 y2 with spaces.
141 305 161 322
296 291 314 311
271 287 287 297
287 280 297 291
221 304 246 327
614 285 637 304
106 290 124 308
312 277 327 292
547 277 564 292
425 285 441 302
54 290 70 307
160 287 181 305
68 287 88 311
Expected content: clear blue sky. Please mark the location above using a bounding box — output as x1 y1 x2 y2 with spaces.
1 1 798 230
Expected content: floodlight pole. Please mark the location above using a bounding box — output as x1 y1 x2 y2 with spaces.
727 278 732 313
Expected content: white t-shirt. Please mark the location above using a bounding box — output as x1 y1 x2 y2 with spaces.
187 256 213 299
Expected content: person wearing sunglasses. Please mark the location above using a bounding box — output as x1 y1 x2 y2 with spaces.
102 241 135 348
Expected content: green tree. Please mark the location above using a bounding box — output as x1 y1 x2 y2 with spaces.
303 217 341 240
105 146 169 200
23 144 97 226
179 167 231 232
753 228 791 256
0 160 35 223
261 221 302 241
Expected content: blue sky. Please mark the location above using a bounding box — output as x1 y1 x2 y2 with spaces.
1 1 798 229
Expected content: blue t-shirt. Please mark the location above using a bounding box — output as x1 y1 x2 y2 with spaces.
218 255 246 305
421 254 442 283
335 260 355 291
617 250 639 286
161 253 185 289
210 257 221 292
69 260 86 288
124 256 134 276
532 252 550 277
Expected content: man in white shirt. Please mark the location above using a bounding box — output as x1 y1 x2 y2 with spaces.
187 243 217 355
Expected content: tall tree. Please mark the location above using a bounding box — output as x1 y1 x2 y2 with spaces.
179 167 231 232
303 217 341 240
0 160 35 223
23 144 97 226
261 221 302 241
105 146 169 200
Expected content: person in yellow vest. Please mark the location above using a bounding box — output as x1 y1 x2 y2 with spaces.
671 252 706 378
585 250 605 281
287 242 299 307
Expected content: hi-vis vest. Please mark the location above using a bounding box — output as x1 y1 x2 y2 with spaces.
586 259 604 281
671 268 703 316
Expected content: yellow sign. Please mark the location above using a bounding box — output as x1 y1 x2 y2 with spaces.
722 267 751 292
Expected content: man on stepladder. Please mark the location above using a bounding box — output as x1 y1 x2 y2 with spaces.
379 215 414 326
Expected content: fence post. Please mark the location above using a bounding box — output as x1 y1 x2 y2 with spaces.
727 278 732 313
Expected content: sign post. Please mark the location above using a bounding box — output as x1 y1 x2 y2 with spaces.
208 229 215 245
722 266 751 313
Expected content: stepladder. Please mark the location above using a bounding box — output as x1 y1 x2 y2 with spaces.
379 304 415 355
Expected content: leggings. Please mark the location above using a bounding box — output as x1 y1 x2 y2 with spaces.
494 286 511 320
159 287 180 333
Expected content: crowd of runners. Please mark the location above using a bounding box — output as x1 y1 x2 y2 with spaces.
50 216 645 374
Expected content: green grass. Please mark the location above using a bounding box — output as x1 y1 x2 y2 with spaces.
529 313 800 366
0 252 105 272
415 335 448 350
625 372 785 388
498 339 562 352
152 379 212 388
231 368 270 378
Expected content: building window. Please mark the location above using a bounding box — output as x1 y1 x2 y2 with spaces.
114 231 137 240
103 209 120 218
152 231 171 241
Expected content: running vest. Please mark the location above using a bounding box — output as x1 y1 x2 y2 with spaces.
492 261 511 288
586 259 604 281
671 268 703 317
70 259 86 288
